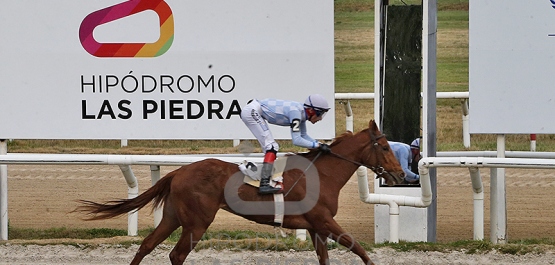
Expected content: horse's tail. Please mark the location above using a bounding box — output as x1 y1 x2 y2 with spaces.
74 170 176 221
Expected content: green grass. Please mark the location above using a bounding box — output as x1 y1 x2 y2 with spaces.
8 227 128 240
5 227 555 256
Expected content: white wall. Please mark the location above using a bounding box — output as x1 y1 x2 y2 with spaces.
0 0 335 140
469 0 555 134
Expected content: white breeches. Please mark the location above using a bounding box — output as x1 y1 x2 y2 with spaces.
241 100 279 152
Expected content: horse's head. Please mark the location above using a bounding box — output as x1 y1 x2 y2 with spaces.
359 120 405 186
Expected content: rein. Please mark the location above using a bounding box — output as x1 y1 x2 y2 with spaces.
283 131 391 197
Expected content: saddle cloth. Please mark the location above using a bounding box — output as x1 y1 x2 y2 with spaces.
238 157 288 225
239 156 288 189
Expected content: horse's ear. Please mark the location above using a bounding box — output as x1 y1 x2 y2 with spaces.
368 119 382 135
369 119 377 130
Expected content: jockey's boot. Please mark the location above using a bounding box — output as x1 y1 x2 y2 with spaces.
259 149 281 194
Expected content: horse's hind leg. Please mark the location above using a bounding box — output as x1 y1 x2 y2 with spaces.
167 204 219 264
168 225 209 265
167 192 220 264
130 204 180 265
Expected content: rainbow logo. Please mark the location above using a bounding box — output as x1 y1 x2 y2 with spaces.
79 0 174 58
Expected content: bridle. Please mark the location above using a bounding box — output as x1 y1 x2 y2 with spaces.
327 131 393 179
284 130 393 197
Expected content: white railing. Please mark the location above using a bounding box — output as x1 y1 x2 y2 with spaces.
0 152 266 240
1 91 540 243
357 152 555 244
419 155 555 242
0 91 468 241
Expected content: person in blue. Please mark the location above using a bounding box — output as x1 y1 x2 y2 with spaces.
409 138 422 176
241 94 331 194
388 138 421 184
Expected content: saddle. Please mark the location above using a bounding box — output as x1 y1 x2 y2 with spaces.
238 157 288 226
239 157 287 191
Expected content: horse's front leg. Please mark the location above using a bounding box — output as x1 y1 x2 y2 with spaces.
307 229 331 265
325 220 374 265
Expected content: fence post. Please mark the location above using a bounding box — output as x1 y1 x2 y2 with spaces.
462 99 470 148
119 165 138 236
0 140 8 240
490 135 507 244
150 165 162 227
340 100 354 132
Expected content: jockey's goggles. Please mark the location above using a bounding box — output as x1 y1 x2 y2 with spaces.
304 104 329 118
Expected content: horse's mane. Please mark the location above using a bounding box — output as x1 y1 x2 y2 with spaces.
295 130 356 159
329 130 355 147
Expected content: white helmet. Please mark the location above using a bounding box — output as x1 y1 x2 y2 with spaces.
410 138 421 149
304 94 330 111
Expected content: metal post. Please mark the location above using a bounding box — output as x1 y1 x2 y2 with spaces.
490 135 507 243
462 99 470 148
423 0 438 242
119 165 138 236
0 140 7 240
150 165 162 227
341 100 354 132
468 167 484 240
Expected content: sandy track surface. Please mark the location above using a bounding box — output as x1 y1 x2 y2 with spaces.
2 244 555 265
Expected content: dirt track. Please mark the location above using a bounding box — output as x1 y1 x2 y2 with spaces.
5 164 555 243
2 244 555 265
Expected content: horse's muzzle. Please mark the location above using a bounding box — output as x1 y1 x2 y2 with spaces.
383 172 405 186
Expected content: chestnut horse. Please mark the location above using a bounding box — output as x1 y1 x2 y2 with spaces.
75 120 404 265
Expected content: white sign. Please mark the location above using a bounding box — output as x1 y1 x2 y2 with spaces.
0 0 334 139
469 0 555 134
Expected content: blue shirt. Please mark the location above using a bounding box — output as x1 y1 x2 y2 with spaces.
257 98 318 149
388 141 419 181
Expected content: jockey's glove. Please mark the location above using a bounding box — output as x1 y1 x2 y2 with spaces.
318 143 331 154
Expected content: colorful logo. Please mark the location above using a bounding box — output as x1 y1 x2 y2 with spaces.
79 0 174 57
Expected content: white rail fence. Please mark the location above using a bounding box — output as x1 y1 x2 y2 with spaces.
421 153 555 242
1 91 545 243
0 92 468 241
0 153 269 240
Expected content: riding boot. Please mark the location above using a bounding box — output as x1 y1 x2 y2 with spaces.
259 150 281 194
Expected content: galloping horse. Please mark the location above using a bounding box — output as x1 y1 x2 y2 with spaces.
75 119 404 265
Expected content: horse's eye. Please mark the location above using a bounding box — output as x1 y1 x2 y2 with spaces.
382 146 389 151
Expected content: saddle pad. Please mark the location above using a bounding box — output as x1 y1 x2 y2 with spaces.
242 156 288 187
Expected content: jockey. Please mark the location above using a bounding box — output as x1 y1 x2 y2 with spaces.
240 94 332 194
388 139 422 184
410 137 422 175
